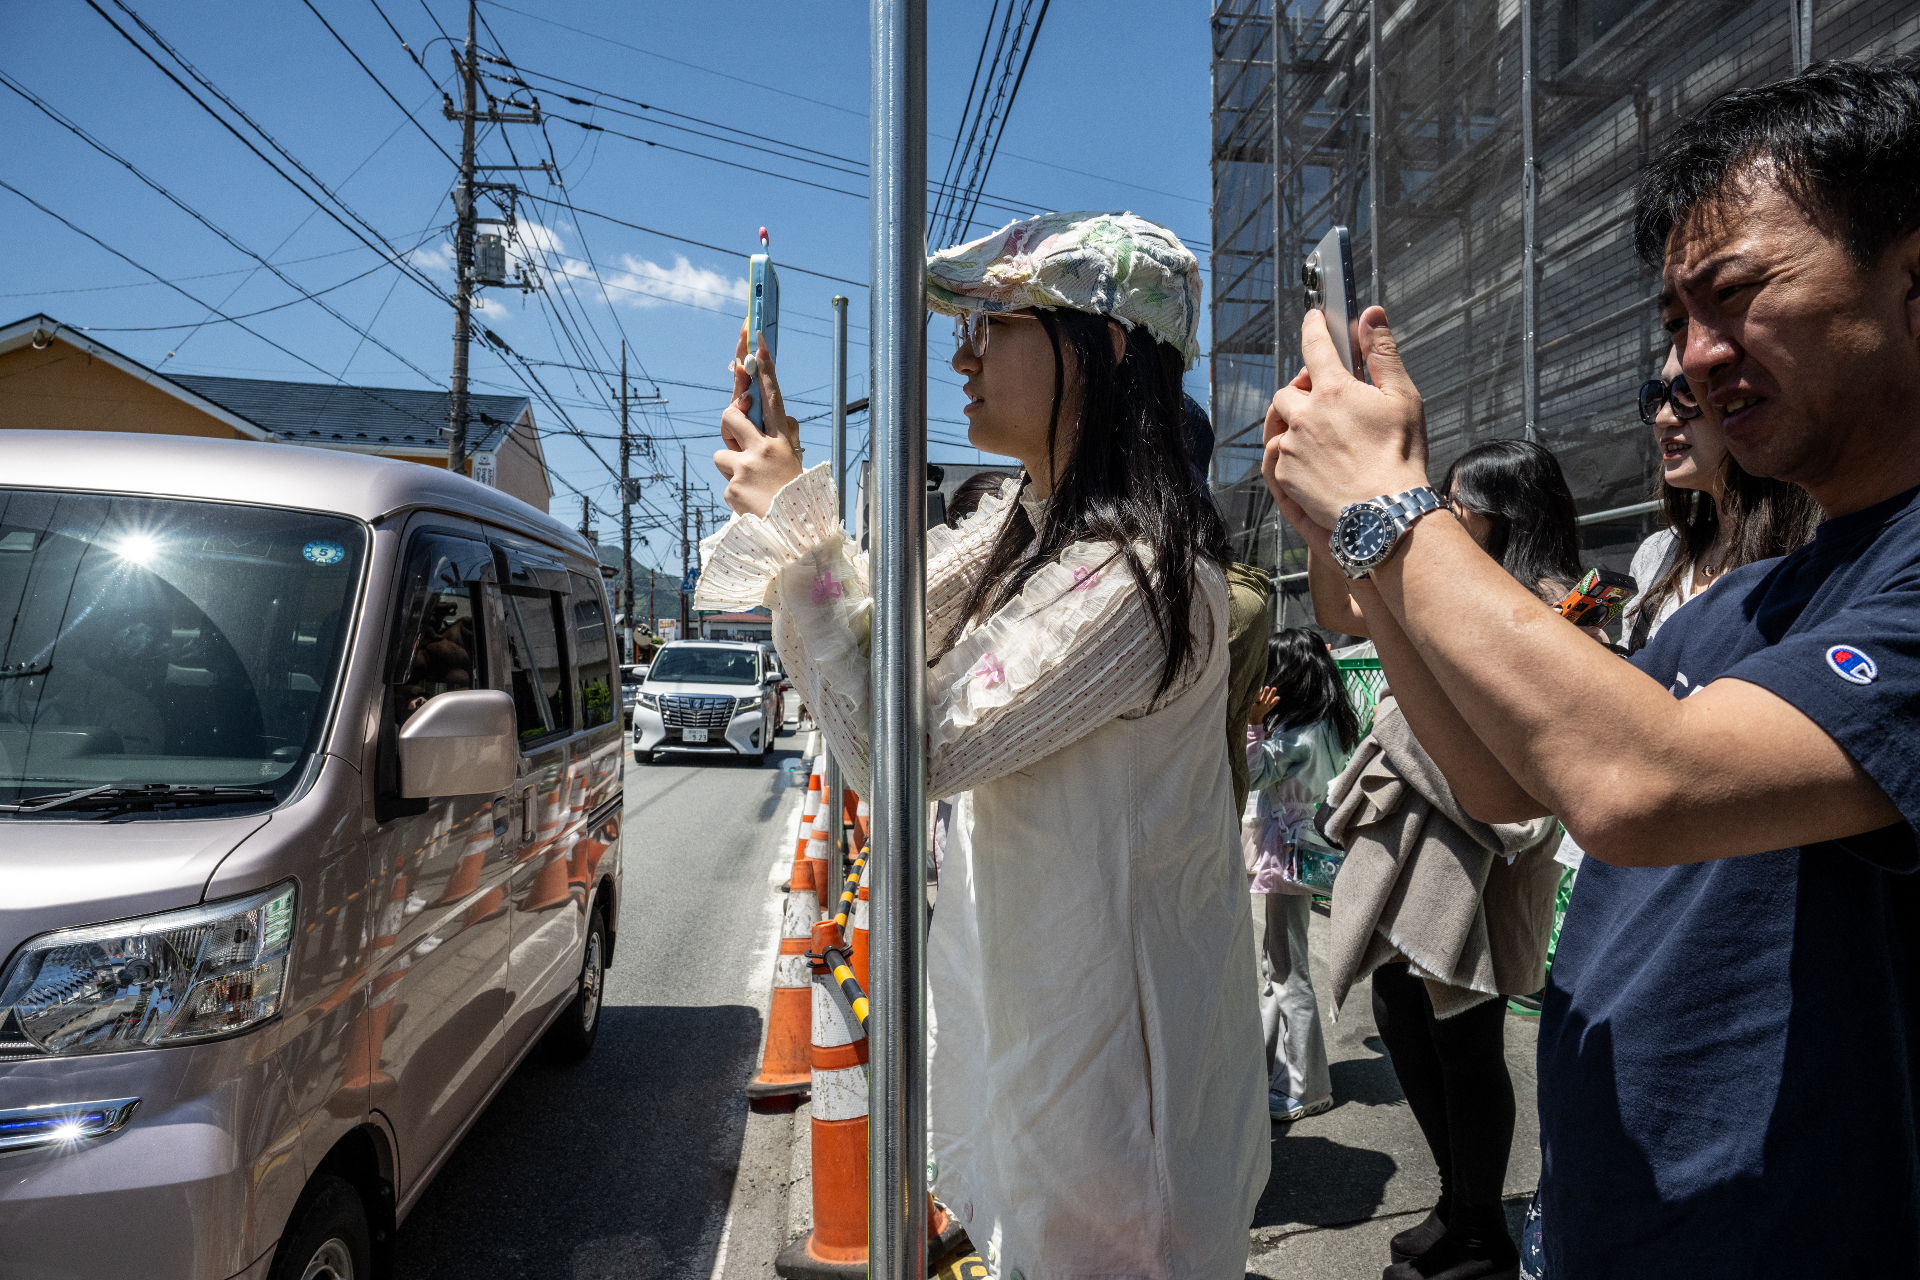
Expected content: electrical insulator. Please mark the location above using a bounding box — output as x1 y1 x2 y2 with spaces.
474 233 508 287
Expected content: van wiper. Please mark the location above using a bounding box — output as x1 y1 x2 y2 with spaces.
0 784 278 814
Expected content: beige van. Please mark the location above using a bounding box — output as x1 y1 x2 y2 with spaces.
0 431 624 1279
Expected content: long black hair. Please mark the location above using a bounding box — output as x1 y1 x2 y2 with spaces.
1441 440 1583 597
1640 458 1821 634
939 308 1231 701
1263 629 1358 752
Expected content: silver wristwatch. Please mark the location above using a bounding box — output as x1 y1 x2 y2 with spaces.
1329 486 1443 579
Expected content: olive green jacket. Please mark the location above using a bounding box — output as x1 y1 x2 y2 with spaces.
1224 562 1274 813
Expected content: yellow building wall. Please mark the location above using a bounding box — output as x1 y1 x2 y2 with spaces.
0 340 246 437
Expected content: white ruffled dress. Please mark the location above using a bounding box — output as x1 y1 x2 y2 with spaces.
696 464 1267 1280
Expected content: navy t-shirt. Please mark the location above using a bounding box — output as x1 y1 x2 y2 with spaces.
1540 485 1920 1278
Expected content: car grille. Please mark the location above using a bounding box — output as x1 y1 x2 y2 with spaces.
659 694 736 731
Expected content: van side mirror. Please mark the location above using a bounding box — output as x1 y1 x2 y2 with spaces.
397 689 518 798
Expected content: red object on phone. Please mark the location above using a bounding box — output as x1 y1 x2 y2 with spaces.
1557 568 1638 628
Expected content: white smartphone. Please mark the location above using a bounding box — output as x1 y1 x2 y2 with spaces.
1302 225 1358 375
744 234 781 434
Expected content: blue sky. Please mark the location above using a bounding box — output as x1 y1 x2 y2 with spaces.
1 1 1214 558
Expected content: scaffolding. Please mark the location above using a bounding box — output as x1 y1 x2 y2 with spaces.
1210 0 1920 622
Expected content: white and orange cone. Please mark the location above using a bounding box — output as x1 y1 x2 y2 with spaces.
748 853 819 1105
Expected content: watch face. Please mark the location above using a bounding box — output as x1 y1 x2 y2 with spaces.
1337 505 1394 565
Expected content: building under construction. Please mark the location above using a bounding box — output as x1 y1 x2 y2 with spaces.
1209 0 1918 623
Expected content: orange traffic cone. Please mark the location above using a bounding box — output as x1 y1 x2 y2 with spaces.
748 857 819 1105
775 920 871 1279
790 766 822 888
850 879 871 996
852 797 871 857
775 922 970 1277
805 817 832 921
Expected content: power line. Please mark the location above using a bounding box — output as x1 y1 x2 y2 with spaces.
300 0 456 165
0 69 446 386
512 191 866 289
81 0 453 305
0 179 447 436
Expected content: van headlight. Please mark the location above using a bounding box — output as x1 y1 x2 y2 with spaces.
0 883 296 1058
736 695 760 711
637 692 658 710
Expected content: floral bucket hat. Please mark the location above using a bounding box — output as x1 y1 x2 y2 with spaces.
925 211 1203 369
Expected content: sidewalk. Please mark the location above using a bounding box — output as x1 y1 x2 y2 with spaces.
1246 900 1537 1277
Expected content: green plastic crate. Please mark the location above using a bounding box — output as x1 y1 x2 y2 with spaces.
1334 656 1385 739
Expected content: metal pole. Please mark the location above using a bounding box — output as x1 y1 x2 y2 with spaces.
447 0 479 474
1519 0 1539 442
1368 0 1381 310
1789 0 1813 72
1271 0 1284 389
869 0 929 1274
679 448 690 640
620 341 635 663
823 293 852 882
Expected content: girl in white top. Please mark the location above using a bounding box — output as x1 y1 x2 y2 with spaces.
697 213 1266 1280
1621 346 1821 649
1244 630 1359 1122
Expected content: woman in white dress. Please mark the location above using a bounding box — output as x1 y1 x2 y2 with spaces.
696 212 1267 1280
1622 346 1821 649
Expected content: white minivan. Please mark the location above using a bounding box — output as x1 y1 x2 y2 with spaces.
629 640 781 765
0 431 624 1280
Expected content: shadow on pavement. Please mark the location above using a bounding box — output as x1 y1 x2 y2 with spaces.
1327 1035 1404 1106
1251 1131 1400 1229
393 1003 762 1280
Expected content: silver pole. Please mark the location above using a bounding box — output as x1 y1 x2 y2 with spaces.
1368 0 1381 309
824 293 852 900
1789 0 1813 72
1519 0 1539 443
869 1 929 1276
1271 0 1284 390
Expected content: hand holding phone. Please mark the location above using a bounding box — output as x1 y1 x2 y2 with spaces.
743 227 781 434
1303 225 1358 376
1556 568 1638 629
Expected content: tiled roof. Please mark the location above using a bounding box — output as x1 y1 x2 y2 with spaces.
168 374 530 453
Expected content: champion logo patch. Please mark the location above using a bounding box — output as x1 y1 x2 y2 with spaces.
1827 645 1878 685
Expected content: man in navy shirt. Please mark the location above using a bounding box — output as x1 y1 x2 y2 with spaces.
1260 59 1920 1279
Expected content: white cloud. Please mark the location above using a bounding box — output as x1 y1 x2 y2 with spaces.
419 219 747 318
410 241 455 273
601 253 748 312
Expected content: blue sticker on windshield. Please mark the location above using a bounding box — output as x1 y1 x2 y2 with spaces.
302 539 347 566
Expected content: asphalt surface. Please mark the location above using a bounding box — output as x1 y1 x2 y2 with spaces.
391 723 809 1280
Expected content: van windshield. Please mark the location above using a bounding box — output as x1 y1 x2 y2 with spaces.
0 489 365 813
647 646 760 685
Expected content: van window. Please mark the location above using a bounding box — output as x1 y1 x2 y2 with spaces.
570 575 613 730
392 543 486 728
0 489 365 810
503 591 569 740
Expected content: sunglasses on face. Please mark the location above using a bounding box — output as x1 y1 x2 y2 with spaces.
1638 374 1702 426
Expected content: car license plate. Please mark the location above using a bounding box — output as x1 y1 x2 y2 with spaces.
682 727 708 743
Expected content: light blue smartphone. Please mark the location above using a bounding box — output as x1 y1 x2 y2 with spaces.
745 247 781 433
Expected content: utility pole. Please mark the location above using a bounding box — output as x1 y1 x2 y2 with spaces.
619 341 635 663
443 0 543 475
447 2 478 475
648 567 656 634
678 448 690 640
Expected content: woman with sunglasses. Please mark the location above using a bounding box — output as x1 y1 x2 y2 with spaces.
699 212 1266 1280
1623 348 1821 650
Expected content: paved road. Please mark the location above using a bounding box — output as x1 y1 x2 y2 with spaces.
392 724 809 1280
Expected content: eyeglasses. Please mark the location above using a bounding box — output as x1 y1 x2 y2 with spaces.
1637 373 1702 426
952 311 1036 359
